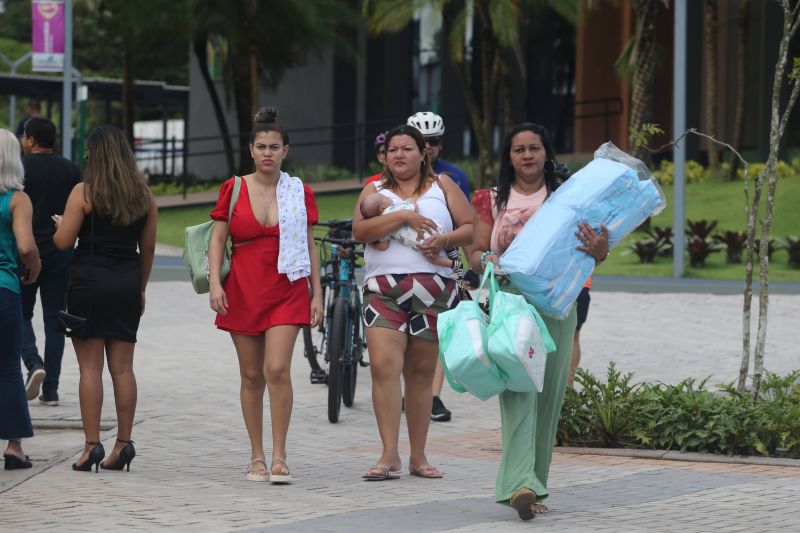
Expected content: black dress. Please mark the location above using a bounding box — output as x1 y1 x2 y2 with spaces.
66 211 147 342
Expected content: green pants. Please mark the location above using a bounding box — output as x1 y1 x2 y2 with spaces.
495 306 577 503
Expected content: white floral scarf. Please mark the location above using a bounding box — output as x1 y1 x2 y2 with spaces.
277 172 310 282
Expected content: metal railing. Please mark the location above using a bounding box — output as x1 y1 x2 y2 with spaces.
140 99 624 183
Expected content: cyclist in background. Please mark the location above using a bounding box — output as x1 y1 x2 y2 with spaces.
366 132 388 184
407 112 469 199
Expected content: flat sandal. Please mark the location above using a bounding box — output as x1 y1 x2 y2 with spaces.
269 457 293 484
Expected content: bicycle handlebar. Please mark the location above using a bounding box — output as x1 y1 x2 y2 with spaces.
316 236 364 254
314 219 352 230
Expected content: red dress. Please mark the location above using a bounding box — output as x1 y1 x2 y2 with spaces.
210 177 319 335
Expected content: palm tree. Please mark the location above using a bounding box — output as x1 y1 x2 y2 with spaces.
726 0 749 181
703 0 719 174
627 0 668 164
365 0 565 187
192 0 354 174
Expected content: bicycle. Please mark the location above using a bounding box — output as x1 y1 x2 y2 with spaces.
302 219 367 423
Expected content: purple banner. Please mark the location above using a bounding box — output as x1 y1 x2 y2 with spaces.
32 1 64 72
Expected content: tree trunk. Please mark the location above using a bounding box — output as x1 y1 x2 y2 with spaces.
629 0 661 165
703 0 719 173
742 0 800 398
193 35 236 176
249 46 259 114
501 55 513 135
726 0 749 182
477 0 500 188
232 50 254 176
121 47 134 146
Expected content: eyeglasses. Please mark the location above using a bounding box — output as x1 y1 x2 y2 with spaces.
425 137 441 147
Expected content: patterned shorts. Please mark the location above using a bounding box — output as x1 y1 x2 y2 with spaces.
362 273 458 342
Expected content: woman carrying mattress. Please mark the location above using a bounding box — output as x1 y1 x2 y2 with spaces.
469 123 609 520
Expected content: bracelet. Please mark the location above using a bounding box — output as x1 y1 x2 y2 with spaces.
444 233 450 249
480 250 495 267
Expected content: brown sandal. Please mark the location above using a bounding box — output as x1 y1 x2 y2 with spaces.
362 465 402 481
510 488 536 521
409 464 443 478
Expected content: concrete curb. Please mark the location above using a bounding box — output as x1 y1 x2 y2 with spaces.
556 446 800 468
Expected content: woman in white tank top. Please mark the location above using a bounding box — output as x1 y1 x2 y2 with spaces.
352 125 473 480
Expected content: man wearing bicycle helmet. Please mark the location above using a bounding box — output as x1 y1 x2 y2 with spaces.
407 112 470 200
366 131 389 183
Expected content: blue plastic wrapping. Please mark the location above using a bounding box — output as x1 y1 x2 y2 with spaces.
499 142 666 318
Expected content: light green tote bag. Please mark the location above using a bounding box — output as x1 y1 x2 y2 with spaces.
487 277 556 393
438 262 508 401
183 176 241 294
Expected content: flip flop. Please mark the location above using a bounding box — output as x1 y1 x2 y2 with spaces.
409 464 443 479
244 458 269 482
269 457 294 484
363 465 402 481
510 488 536 521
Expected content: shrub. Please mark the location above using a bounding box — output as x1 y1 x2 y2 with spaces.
558 363 645 448
652 160 709 186
628 238 663 263
687 236 724 267
646 225 673 257
714 230 748 264
737 160 794 181
558 364 800 458
776 236 800 268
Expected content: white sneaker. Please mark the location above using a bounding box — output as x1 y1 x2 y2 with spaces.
25 367 46 401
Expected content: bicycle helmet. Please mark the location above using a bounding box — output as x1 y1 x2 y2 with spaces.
407 112 445 137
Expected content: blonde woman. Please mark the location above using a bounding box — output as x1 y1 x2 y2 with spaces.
54 126 157 472
1 128 41 469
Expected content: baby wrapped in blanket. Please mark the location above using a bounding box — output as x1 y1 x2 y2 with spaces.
360 192 461 269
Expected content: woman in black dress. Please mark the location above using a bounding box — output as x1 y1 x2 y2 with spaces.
54 126 157 472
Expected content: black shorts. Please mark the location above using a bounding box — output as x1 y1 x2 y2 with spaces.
576 287 591 331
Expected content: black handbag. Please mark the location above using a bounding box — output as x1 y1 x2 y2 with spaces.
59 212 93 337
58 311 87 335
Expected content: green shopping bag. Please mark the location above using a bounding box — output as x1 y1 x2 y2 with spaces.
183 176 241 294
487 278 556 393
438 262 507 401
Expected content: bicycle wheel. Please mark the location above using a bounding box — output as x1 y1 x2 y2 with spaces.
304 283 331 384
327 297 347 423
303 326 327 384
342 299 360 407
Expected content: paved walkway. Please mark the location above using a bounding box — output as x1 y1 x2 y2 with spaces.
2 280 799 531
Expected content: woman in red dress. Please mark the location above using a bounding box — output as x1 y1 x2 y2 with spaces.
208 108 322 483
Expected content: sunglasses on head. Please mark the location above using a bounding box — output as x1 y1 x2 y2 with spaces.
425 137 441 147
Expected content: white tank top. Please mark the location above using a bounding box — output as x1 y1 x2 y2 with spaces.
364 180 454 280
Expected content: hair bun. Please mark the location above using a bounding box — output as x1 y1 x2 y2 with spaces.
253 107 278 125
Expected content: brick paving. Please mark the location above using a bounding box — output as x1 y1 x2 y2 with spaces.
2 280 799 531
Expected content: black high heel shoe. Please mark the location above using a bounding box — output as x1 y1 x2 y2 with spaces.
100 439 136 472
72 441 105 472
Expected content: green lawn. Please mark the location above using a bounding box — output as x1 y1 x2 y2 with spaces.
157 179 800 281
603 174 800 281
157 191 361 248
